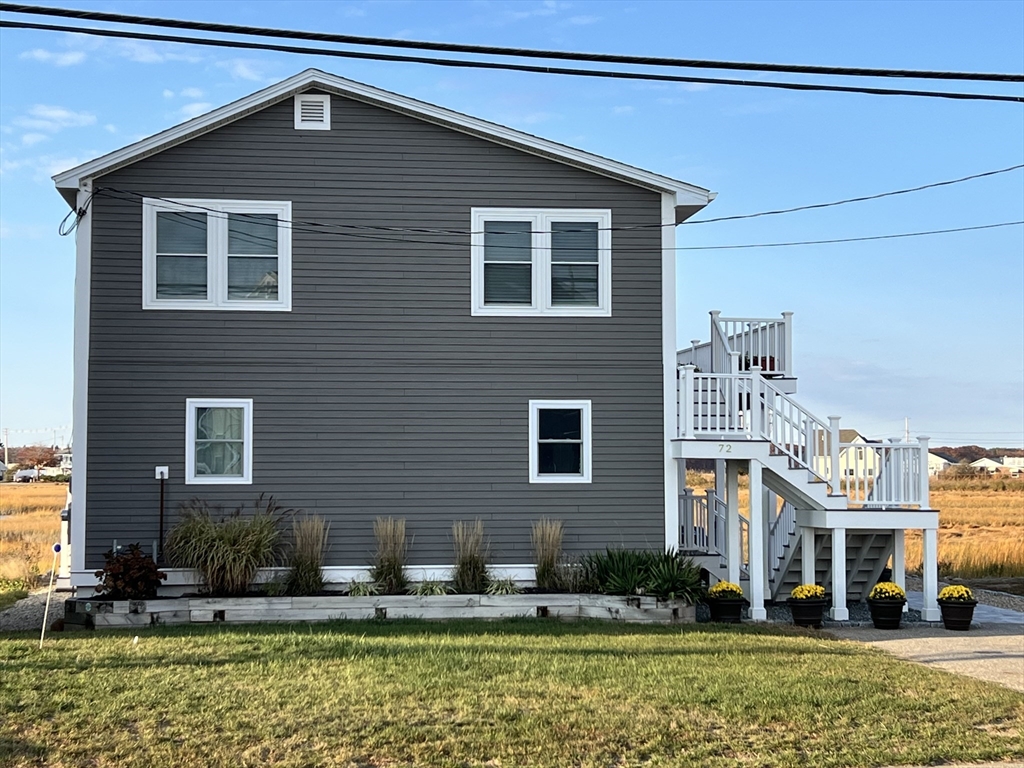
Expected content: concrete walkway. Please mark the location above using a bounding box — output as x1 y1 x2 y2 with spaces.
831 622 1024 692
906 590 1024 624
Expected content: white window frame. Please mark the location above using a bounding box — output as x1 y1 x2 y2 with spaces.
185 398 253 485
142 198 292 311
471 208 611 317
528 399 592 484
294 94 331 130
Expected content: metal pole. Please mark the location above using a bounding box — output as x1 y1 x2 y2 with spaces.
39 544 60 649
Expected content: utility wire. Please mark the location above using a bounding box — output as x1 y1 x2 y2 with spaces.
95 188 1024 251
2 19 1022 103
97 162 1024 237
2 2 1021 83
686 164 1024 225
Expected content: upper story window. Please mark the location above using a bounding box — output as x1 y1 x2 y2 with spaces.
470 209 611 317
142 199 292 311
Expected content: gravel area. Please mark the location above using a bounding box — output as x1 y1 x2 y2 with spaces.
0 590 69 633
905 575 1024 613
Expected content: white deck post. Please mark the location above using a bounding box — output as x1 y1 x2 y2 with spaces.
917 436 930 508
726 460 741 584
748 460 766 620
681 365 696 439
921 528 940 621
749 366 761 438
681 487 694 551
729 350 741 374
801 526 816 585
828 415 841 493
892 528 907 613
763 487 773 598
781 311 794 378
830 528 849 620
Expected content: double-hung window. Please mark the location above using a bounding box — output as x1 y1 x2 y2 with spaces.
143 199 292 310
529 400 592 483
185 398 253 484
471 209 611 316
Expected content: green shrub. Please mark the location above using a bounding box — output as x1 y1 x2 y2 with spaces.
93 543 166 600
285 515 328 596
370 517 408 594
579 549 704 602
531 518 563 591
485 576 521 595
451 519 488 594
409 580 452 596
166 495 288 596
348 580 380 597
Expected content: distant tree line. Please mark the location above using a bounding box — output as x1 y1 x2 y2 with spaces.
932 445 1024 463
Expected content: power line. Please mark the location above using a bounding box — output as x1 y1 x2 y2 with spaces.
686 165 1024 225
2 2 1021 84
676 221 1023 250
93 164 1024 238
2 19 1022 104
96 188 1024 252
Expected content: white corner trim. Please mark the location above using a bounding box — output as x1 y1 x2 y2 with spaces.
470 208 612 317
71 185 92 576
528 399 593 484
141 198 292 311
53 69 712 208
294 93 331 130
185 398 254 485
662 192 679 553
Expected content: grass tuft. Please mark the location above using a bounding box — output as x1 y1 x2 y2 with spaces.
285 515 328 596
451 519 488 594
370 517 408 594
531 518 563 591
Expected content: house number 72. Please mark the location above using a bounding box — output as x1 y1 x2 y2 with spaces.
718 444 733 453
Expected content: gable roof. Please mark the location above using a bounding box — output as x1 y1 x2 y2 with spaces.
53 69 715 217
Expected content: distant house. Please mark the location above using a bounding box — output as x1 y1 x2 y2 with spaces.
1002 456 1024 471
813 429 883 478
970 457 1006 474
927 452 953 476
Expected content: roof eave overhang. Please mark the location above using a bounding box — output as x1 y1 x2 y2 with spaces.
53 68 715 214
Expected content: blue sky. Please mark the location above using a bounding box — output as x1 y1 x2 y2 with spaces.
1 0 1022 449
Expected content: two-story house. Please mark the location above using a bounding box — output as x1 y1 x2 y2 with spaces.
53 69 940 619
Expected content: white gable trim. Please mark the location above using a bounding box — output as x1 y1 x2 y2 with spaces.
53 69 713 212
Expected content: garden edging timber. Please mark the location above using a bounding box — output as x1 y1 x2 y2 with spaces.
64 593 697 629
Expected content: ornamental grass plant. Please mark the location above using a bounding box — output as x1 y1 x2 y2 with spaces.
370 517 408 594
285 515 329 596
166 496 288 596
451 519 489 594
531 518 563 591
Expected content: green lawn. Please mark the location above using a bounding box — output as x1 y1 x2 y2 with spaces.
2 620 1022 767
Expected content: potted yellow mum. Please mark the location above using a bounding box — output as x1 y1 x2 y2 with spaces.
866 581 906 629
787 584 827 628
705 581 746 623
937 585 977 631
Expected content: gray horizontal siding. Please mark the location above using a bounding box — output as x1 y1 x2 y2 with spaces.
85 91 666 570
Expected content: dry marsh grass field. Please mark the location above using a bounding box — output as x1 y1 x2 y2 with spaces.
0 483 65 583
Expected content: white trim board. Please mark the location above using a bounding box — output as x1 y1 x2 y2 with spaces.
528 399 593 484
70 185 92 577
53 69 713 216
184 398 254 485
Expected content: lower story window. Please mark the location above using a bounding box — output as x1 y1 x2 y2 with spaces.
529 399 592 483
185 398 253 484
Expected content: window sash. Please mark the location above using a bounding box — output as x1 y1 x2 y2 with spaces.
143 199 291 311
529 400 592 483
185 399 253 484
472 209 610 316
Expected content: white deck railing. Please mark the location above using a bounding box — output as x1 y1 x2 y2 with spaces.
769 500 797 573
678 366 930 508
677 311 793 377
680 488 727 554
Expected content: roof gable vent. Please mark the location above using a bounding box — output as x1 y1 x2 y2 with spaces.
294 94 330 130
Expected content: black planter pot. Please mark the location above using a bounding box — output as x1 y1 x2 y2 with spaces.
867 598 906 629
787 598 828 628
938 599 977 631
707 598 746 623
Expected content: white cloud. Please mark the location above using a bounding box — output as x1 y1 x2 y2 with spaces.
116 40 201 64
507 0 568 21
162 89 175 99
179 87 205 99
21 133 48 146
180 102 213 119
0 153 90 181
612 105 634 115
13 105 97 133
217 59 273 83
104 124 117 133
19 48 87 67
567 15 601 25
